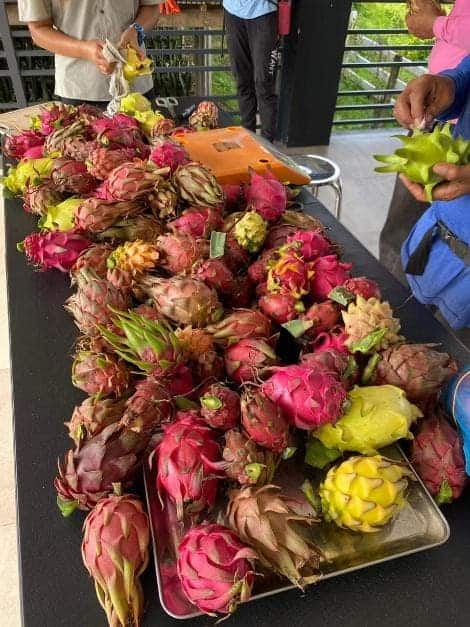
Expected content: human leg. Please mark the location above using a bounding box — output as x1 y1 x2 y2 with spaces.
224 9 257 133
247 11 278 141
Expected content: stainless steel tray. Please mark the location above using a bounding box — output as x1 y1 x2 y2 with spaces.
143 444 450 620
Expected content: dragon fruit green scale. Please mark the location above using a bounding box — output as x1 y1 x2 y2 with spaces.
374 123 470 201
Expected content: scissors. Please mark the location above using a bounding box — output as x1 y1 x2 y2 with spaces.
155 96 179 119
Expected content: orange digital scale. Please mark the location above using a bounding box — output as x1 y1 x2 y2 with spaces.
174 126 311 186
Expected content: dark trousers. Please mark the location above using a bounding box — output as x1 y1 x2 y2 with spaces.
57 87 157 110
379 174 429 285
224 9 278 142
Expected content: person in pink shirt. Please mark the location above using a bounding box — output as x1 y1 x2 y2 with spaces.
379 0 470 284
407 0 470 73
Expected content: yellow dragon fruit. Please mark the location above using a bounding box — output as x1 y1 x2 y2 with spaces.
320 455 414 533
234 211 268 253
375 123 470 201
2 157 55 195
310 385 422 458
39 198 85 231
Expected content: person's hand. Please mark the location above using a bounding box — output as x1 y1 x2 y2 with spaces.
81 39 115 75
400 164 470 202
393 74 455 129
406 0 444 39
118 27 145 58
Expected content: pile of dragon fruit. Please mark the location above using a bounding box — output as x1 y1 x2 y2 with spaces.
2 97 468 626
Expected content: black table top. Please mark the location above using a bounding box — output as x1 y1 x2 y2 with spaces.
5 191 470 627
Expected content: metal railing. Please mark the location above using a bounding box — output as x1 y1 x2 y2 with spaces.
333 0 453 129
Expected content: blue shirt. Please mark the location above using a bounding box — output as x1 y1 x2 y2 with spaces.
401 55 470 329
223 0 277 20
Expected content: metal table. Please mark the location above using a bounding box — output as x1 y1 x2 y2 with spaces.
5 191 470 627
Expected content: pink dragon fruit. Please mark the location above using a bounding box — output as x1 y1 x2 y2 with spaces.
156 412 221 520
223 275 254 309
157 233 209 275
22 145 45 159
411 414 468 504
4 129 45 160
262 364 347 430
18 229 91 272
177 524 256 615
300 349 352 383
207 309 272 345
223 183 245 211
36 103 76 135
309 254 352 301
248 248 278 284
311 326 349 354
264 224 298 250
160 363 194 398
222 235 251 272
93 180 115 201
86 147 136 180
287 230 331 261
200 383 241 430
259 292 301 324
245 169 287 222
149 141 189 173
97 127 149 157
342 276 382 300
193 259 236 294
120 376 173 435
193 350 226 383
91 113 139 133
168 207 223 238
241 389 290 452
302 300 340 335
267 248 312 299
51 158 98 195
225 338 277 383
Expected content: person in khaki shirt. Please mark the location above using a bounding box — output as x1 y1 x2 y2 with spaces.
18 1 162 106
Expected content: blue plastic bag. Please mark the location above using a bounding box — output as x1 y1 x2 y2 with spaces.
442 365 470 476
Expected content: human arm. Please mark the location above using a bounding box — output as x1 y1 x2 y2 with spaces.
406 0 444 39
118 4 161 52
27 21 114 74
438 54 470 121
18 0 114 73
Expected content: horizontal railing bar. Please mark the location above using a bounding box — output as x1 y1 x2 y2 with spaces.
336 103 394 111
347 29 409 35
156 65 232 73
333 117 397 125
342 60 425 68
147 48 225 55
338 89 402 96
2 48 227 58
344 44 431 51
0 64 232 77
8 28 225 38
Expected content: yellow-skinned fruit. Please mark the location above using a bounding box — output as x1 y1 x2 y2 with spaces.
320 455 414 533
312 385 422 456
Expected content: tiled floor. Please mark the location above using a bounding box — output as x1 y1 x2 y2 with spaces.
0 129 399 625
